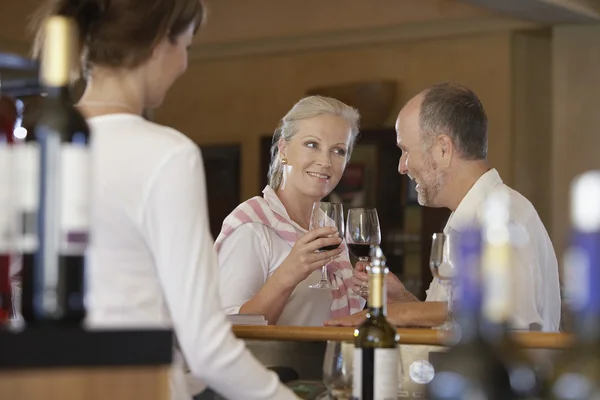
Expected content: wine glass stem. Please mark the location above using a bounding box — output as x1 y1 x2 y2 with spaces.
445 281 454 321
321 264 328 282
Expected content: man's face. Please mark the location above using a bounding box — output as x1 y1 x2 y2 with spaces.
395 97 446 207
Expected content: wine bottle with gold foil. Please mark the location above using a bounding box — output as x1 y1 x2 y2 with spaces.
352 245 399 400
427 226 515 400
480 188 543 399
21 15 90 325
548 171 600 399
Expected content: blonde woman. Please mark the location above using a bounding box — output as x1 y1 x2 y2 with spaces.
215 96 366 326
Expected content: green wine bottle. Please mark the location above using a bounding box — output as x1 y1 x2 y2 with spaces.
352 245 399 400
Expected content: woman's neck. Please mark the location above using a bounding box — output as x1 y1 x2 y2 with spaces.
275 186 319 230
77 69 145 117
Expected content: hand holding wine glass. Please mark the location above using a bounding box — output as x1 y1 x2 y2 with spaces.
308 202 345 290
346 208 381 297
275 227 343 289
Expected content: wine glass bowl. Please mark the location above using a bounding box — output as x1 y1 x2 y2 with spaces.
346 208 381 297
322 341 354 399
429 232 458 331
309 202 344 290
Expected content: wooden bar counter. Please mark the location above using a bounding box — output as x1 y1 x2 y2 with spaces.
0 326 173 400
233 325 573 349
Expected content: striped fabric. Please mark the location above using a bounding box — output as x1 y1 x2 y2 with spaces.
214 196 363 318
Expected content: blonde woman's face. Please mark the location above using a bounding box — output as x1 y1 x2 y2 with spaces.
280 114 352 200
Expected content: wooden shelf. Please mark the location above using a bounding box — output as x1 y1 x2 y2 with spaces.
0 52 41 97
0 327 173 400
233 325 573 349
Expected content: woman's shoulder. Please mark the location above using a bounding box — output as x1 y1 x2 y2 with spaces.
90 114 198 156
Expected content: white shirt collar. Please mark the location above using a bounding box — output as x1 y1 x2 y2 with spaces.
262 185 308 233
446 168 503 232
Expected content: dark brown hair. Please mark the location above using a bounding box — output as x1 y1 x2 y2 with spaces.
31 0 205 70
419 82 488 160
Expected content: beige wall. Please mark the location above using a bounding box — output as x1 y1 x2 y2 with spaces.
156 32 514 201
552 25 600 263
511 30 553 229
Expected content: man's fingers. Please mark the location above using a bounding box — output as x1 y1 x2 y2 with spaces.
354 261 368 272
324 310 368 326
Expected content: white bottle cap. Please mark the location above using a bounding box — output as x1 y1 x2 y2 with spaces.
571 170 600 232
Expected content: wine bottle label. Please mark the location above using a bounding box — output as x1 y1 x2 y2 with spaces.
455 227 482 313
0 146 13 253
482 244 511 323
352 347 398 400
564 232 600 313
14 143 39 253
59 143 90 255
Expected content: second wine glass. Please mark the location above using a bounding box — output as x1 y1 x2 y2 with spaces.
429 232 458 331
345 208 381 297
309 202 344 290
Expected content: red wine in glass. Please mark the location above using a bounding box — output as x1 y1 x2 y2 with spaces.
348 243 371 259
346 208 381 296
309 202 344 290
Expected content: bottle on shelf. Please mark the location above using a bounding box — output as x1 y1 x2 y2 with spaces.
352 245 399 400
548 170 600 399
0 94 18 325
20 15 91 325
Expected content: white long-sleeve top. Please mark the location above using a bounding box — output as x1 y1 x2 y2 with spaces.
425 169 561 332
85 114 296 400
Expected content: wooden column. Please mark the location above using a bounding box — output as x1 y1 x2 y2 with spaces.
552 24 600 270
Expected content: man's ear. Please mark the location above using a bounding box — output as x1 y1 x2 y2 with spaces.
437 134 454 167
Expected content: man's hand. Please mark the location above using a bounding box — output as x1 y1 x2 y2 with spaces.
350 261 418 303
324 310 368 327
324 302 448 327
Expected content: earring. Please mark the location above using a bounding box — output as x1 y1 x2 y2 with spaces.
281 157 288 165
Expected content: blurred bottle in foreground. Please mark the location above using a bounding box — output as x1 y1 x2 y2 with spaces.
20 15 91 325
427 220 515 399
549 170 600 399
480 188 543 399
0 94 17 326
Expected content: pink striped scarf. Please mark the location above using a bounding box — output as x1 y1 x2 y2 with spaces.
214 196 363 318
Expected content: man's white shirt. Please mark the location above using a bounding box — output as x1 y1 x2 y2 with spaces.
424 169 561 332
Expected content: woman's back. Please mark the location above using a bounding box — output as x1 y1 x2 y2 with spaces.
86 113 197 328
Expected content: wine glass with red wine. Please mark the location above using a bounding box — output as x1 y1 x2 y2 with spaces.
308 202 344 290
346 208 381 297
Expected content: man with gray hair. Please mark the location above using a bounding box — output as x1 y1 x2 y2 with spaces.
326 82 561 332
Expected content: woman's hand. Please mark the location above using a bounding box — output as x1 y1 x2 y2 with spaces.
273 226 343 289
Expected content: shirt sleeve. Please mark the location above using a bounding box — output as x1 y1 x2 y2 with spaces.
217 223 271 315
141 144 296 400
510 226 544 331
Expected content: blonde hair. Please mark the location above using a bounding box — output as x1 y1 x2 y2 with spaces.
268 95 360 190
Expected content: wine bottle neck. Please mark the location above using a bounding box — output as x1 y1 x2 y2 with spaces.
40 16 77 89
367 271 386 316
43 86 72 101
574 312 600 342
368 306 385 318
